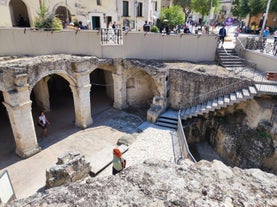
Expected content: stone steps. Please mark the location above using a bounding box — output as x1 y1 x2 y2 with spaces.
155 82 277 129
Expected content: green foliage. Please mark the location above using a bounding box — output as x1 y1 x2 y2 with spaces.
33 0 62 31
231 0 277 19
160 5 185 29
150 25 159 33
173 0 193 21
191 0 219 20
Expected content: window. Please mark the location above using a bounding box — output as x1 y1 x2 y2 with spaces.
154 1 158 11
137 2 142 17
123 1 129 17
97 0 101 5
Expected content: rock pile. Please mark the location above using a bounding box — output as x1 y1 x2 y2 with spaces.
46 151 91 188
8 159 277 207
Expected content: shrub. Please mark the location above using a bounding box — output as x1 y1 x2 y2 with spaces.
151 26 159 33
33 0 62 31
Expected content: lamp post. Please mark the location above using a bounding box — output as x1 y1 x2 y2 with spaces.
134 0 138 31
260 0 271 40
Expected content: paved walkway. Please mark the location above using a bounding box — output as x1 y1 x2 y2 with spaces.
1 106 177 200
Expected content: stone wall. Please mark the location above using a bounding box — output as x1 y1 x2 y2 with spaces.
169 68 251 109
184 96 277 175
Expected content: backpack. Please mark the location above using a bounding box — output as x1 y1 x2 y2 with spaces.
121 158 126 169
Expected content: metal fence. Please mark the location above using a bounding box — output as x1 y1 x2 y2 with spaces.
246 37 277 55
100 28 123 45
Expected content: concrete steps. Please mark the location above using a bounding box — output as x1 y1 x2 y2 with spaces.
217 48 245 68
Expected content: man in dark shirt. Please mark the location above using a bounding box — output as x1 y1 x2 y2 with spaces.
219 25 227 46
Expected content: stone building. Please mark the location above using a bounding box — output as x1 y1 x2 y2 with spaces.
0 0 161 31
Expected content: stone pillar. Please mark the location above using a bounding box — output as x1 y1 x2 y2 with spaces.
33 77 50 112
71 72 92 129
147 74 169 123
112 59 127 109
3 74 41 158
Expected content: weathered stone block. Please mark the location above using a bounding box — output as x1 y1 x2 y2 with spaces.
46 151 91 188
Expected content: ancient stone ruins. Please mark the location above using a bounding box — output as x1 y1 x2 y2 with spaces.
8 159 277 207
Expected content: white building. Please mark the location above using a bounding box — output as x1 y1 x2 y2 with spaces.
0 0 162 31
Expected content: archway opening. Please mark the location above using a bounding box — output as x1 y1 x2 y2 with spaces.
125 69 157 120
90 69 113 117
0 91 17 168
9 0 30 27
31 74 75 142
55 6 71 27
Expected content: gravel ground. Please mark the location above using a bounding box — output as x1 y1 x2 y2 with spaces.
97 122 178 177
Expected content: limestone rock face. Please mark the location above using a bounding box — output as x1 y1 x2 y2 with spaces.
8 159 277 207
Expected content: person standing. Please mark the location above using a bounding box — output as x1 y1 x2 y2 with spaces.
263 27 270 38
219 25 227 46
112 148 126 175
38 111 50 138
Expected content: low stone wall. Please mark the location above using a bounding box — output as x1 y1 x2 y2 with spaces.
0 28 217 62
46 152 91 188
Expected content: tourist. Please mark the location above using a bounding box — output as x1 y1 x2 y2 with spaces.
219 25 227 46
143 21 150 32
38 111 50 137
112 148 126 175
263 27 270 38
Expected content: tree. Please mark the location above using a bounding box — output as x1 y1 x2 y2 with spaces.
248 0 265 16
34 0 62 31
270 0 277 12
159 5 185 30
191 0 219 25
173 0 193 22
231 0 251 19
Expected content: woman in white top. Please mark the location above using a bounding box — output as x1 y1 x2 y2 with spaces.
38 111 50 137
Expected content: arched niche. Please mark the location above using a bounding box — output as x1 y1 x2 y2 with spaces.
89 68 114 116
55 5 71 27
9 0 30 27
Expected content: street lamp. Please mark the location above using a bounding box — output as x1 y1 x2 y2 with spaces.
134 0 138 31
260 0 271 40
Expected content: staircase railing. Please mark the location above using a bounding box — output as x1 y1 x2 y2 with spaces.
183 71 269 110
218 40 257 70
184 78 254 109
176 110 196 163
235 37 258 69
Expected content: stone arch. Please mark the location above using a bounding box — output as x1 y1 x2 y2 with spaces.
52 3 73 25
29 70 76 92
9 0 30 27
89 68 114 115
125 68 160 108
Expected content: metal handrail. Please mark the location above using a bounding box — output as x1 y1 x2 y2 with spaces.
176 110 196 163
183 71 269 109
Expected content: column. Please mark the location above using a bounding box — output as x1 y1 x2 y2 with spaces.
3 74 41 158
33 77 50 112
112 59 127 109
71 72 92 129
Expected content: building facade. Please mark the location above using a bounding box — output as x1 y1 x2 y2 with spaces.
0 0 162 31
